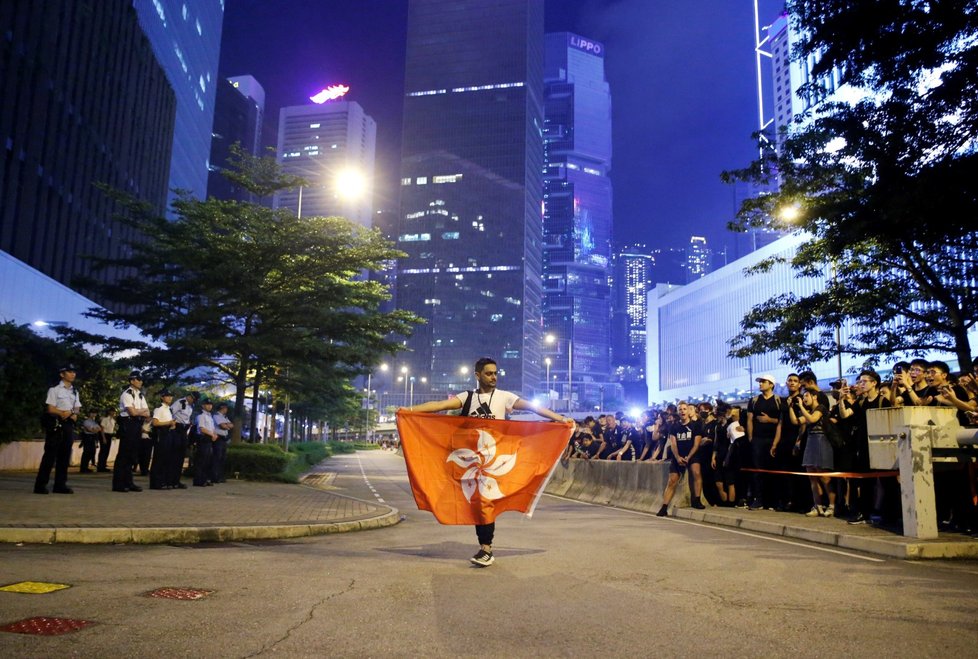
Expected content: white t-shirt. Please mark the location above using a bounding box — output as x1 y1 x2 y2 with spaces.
153 404 173 424
454 388 520 420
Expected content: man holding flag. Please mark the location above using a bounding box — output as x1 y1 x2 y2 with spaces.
398 357 574 567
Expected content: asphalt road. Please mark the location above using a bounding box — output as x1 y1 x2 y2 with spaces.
2 450 977 658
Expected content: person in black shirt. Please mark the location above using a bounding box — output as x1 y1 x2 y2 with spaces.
838 370 890 524
695 402 720 506
600 414 625 460
747 375 783 510
790 390 836 517
656 402 704 516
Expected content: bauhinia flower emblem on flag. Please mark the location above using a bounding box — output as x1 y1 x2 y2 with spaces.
447 430 517 502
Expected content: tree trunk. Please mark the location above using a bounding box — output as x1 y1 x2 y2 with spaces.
231 361 249 443
249 369 262 442
953 323 974 374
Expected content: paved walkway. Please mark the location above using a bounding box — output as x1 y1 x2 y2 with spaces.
0 462 398 544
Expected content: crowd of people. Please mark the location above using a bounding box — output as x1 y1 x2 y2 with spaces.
34 366 233 495
565 359 978 536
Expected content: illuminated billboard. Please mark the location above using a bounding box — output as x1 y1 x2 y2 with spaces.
309 84 350 104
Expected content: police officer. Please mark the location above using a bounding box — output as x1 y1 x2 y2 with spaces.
210 401 232 484
149 389 176 489
194 397 217 486
168 391 198 489
34 365 81 494
114 370 149 492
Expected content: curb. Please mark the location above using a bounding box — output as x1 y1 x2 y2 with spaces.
0 508 401 545
671 507 978 560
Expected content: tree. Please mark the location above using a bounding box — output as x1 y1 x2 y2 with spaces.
723 0 978 372
74 147 420 439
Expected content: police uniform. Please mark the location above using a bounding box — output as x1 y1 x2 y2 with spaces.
34 368 80 494
210 405 231 484
114 372 148 492
149 392 175 489
193 402 217 486
168 393 197 488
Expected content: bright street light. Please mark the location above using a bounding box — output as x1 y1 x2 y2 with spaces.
335 167 368 200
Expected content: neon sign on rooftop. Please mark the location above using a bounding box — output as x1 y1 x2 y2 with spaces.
310 84 350 104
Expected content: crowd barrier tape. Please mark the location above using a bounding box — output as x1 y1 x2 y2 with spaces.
742 467 899 478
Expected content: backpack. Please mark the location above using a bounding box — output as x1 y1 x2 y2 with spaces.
460 391 474 417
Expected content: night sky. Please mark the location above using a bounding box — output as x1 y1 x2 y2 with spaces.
218 0 785 253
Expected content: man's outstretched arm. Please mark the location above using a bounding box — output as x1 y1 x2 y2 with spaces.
400 398 463 414
512 399 573 424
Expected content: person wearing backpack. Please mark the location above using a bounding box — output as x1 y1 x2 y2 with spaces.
34 365 81 494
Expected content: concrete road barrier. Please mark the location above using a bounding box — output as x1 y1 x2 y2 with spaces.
546 458 690 513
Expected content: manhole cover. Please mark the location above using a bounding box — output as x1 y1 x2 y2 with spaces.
145 587 214 600
0 581 71 595
0 617 94 635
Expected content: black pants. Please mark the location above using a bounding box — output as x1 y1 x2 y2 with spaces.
210 438 228 483
35 420 74 491
136 433 154 475
79 433 98 470
150 427 172 488
169 424 190 486
475 522 495 546
194 438 213 486
113 418 140 490
751 435 775 506
97 433 112 471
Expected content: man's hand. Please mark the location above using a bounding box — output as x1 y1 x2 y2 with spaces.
757 412 774 423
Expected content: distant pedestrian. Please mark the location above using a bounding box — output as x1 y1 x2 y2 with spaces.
97 409 116 472
114 370 149 492
34 365 80 494
78 411 102 473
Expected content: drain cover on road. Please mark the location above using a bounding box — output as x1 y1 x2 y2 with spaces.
0 617 94 635
145 587 213 600
0 581 71 594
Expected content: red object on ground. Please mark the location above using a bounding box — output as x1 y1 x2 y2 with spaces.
145 587 214 600
0 617 95 635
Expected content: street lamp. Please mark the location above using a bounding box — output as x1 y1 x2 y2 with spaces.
545 333 573 413
777 203 843 382
296 166 368 219
544 357 552 405
400 366 409 407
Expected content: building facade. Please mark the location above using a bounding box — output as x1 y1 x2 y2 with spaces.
207 75 265 202
0 0 176 294
133 0 224 208
397 0 545 395
541 32 615 411
273 101 376 228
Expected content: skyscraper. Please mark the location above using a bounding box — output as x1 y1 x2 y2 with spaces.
397 0 545 395
685 235 712 282
273 101 376 228
133 0 224 208
207 75 265 203
612 246 653 371
0 0 176 293
542 32 614 411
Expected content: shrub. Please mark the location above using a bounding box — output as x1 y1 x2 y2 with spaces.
226 443 291 481
326 440 357 454
289 441 329 467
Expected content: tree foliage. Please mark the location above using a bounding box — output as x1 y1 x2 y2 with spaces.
74 148 420 436
723 0 978 372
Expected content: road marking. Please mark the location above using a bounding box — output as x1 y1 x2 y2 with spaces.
356 453 388 507
545 494 885 563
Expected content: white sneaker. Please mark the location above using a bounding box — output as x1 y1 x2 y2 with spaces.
805 507 821 517
470 549 494 567
824 505 835 518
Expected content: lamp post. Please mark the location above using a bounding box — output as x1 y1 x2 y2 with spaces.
400 366 409 407
777 203 843 382
295 167 367 220
545 333 573 413
544 357 552 406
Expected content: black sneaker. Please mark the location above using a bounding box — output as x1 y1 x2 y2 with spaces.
470 549 494 567
691 501 705 510
656 504 668 517
848 512 868 525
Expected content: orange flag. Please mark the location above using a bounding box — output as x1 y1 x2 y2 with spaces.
396 411 573 525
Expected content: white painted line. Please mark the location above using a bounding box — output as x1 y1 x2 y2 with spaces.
544 494 884 563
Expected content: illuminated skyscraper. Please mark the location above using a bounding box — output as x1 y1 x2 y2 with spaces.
397 0 545 395
0 0 175 296
133 0 224 208
686 235 712 282
542 32 615 410
273 101 376 227
208 75 265 203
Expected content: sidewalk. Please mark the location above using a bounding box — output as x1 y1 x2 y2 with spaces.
668 504 978 560
0 465 399 545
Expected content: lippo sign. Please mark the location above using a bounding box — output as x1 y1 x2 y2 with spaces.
569 34 603 57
